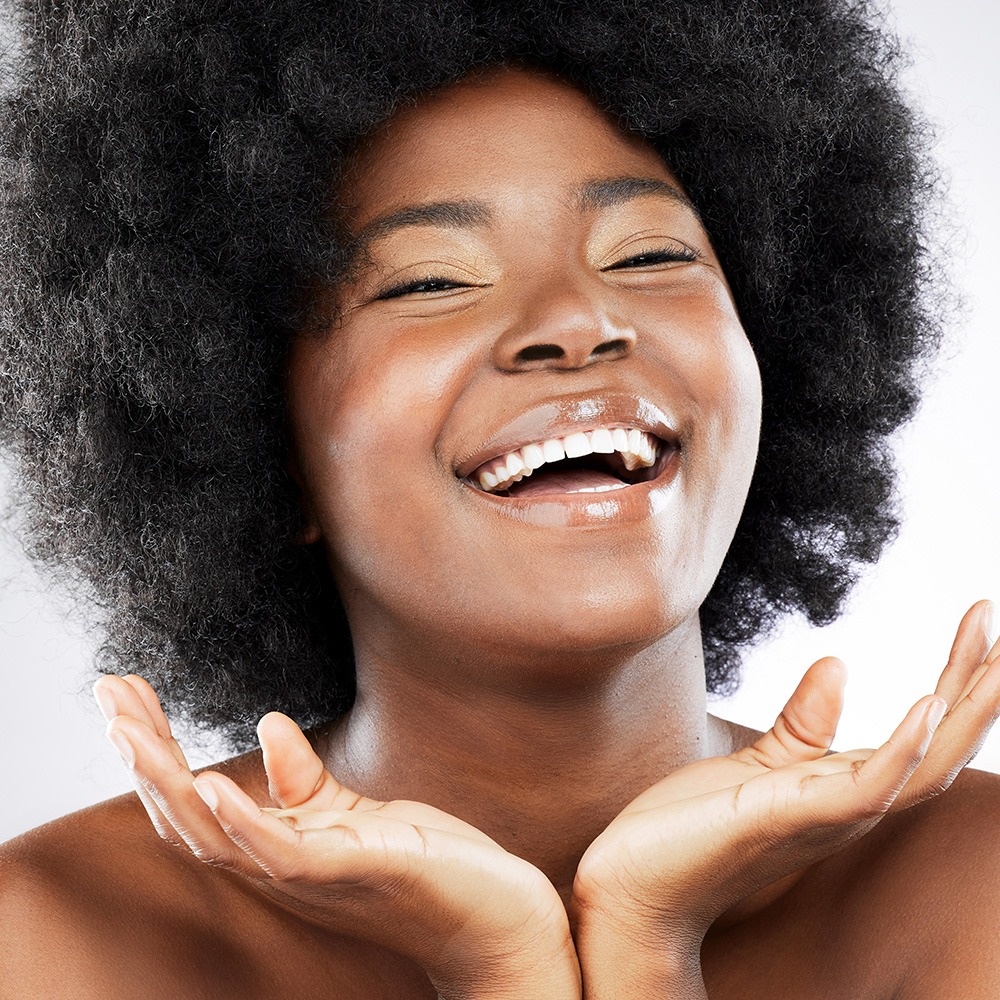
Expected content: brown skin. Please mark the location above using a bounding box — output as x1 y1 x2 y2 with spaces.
288 65 760 911
4 67 1000 999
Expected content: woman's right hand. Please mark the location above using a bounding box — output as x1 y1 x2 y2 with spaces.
93 675 581 1000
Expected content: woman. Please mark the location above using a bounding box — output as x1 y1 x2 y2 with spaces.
2 2 998 997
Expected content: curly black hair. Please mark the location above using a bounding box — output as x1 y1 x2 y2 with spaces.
0 0 941 751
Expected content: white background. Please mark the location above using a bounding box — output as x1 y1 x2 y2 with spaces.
2 0 998 842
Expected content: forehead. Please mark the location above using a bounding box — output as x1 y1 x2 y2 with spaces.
338 67 683 227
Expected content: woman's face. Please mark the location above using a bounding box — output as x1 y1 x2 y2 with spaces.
287 67 761 673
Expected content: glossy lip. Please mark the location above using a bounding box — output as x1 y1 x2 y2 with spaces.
453 391 681 479
453 392 683 528
461 445 681 528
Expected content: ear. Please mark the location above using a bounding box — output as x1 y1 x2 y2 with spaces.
286 452 322 546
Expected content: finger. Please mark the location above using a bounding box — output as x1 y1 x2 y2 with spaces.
989 632 1000 665
813 695 944 819
94 678 175 839
953 621 1000 705
944 607 1000 708
748 697 940 834
95 674 193 822
198 773 496 889
94 674 159 731
260 804 371 832
894 654 1000 810
195 771 383 883
96 674 190 770
933 601 995 708
789 747 874 777
108 715 264 876
121 674 192 770
258 712 366 813
737 657 846 769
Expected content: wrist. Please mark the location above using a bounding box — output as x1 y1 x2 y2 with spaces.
432 959 581 1000
430 935 582 1000
572 906 706 1000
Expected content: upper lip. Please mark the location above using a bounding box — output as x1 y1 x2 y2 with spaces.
453 391 681 479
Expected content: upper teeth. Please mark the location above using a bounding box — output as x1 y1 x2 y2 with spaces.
472 426 660 493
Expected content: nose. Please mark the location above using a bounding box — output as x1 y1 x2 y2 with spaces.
491 280 637 372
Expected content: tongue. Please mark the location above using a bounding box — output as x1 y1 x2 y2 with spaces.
507 468 627 497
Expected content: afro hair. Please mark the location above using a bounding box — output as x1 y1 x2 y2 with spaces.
0 0 942 750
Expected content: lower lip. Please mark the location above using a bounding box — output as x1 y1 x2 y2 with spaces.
460 448 681 528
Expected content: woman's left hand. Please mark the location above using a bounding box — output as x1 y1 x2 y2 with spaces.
569 600 1000 988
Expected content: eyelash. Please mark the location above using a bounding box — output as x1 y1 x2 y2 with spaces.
376 276 470 300
602 246 701 270
374 246 700 300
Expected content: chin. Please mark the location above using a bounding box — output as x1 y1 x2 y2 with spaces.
456 569 705 667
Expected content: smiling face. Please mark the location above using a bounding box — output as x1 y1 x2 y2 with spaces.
287 67 762 681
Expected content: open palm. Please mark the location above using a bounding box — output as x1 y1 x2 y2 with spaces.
572 601 1000 943
95 674 578 996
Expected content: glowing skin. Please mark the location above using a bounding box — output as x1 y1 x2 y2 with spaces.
285 66 760 907
289 69 760 674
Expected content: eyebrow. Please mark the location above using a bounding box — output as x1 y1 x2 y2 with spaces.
351 174 697 250
354 199 493 246
577 176 697 215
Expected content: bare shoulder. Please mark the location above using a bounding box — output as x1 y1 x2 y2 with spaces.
834 766 1000 999
704 747 1000 1000
0 792 234 998
0 754 378 1000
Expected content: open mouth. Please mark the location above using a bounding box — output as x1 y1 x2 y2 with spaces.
461 426 675 498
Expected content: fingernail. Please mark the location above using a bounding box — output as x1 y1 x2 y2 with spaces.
193 778 219 812
983 602 997 645
927 698 947 732
107 730 135 768
93 684 117 722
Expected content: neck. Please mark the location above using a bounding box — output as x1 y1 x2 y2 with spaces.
319 616 734 905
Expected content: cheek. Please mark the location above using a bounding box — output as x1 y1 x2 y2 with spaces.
694 326 761 467
287 325 471 565
635 279 761 461
285 283 763 650
638 284 762 550
684 314 762 548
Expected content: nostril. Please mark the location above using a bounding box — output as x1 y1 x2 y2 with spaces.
590 339 630 358
516 343 565 364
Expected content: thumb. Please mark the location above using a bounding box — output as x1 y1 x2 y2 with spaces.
740 657 847 768
257 712 353 810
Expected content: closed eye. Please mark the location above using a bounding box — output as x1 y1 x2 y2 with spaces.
375 276 476 300
373 245 698 299
602 247 701 271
